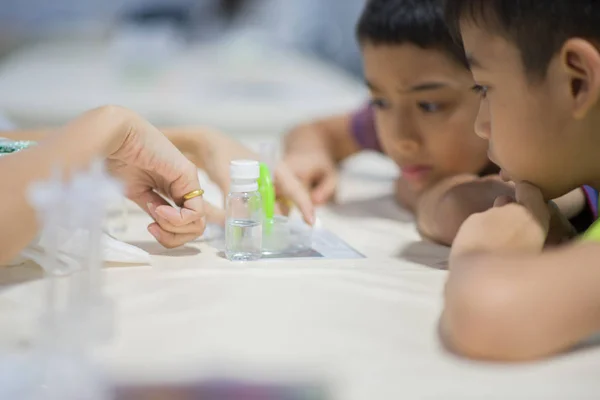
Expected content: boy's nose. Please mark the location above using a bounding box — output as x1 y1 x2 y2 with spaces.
396 137 421 155
475 99 491 139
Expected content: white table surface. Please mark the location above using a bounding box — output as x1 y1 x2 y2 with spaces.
1 151 600 399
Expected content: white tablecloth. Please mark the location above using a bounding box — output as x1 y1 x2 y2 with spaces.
1 153 600 399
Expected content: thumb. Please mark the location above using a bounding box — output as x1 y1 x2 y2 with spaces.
494 195 515 208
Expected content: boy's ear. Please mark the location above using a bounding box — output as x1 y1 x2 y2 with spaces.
560 39 600 119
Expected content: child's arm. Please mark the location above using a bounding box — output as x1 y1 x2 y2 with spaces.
164 127 315 224
417 176 588 246
284 114 363 163
442 183 600 361
283 108 375 204
416 175 515 246
443 243 600 361
553 187 588 219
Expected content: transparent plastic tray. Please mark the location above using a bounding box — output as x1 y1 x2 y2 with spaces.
261 215 312 256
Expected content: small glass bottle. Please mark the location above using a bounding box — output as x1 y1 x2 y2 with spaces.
225 160 263 261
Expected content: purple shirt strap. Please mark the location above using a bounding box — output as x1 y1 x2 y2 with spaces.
350 105 382 152
583 185 599 220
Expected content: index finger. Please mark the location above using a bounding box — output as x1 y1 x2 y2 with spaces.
276 168 315 225
515 182 550 232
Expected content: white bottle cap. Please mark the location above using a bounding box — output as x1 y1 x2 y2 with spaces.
230 160 260 192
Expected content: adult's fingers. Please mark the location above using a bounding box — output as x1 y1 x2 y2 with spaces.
132 190 205 245
147 222 201 249
149 202 206 235
155 196 206 227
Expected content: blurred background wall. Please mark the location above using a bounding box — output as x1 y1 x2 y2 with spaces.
0 0 367 135
0 0 365 76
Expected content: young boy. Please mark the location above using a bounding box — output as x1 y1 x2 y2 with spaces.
283 0 592 245
441 0 600 361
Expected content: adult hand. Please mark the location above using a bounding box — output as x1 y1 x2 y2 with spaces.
103 108 209 248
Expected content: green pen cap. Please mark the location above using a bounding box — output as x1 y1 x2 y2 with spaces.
258 163 275 222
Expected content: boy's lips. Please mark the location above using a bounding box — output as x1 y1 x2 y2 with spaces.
400 165 432 182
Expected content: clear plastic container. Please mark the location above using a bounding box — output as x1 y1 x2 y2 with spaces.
225 160 263 262
262 215 313 256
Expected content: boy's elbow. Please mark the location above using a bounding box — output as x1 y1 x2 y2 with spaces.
443 269 533 361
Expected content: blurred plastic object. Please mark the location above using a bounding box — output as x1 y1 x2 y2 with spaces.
113 377 331 400
5 160 149 269
262 215 313 256
0 160 122 399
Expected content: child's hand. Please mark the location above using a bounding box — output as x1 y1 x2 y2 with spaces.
451 182 549 259
197 133 315 225
395 177 418 211
283 151 338 205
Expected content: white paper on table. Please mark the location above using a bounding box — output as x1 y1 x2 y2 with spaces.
4 226 150 269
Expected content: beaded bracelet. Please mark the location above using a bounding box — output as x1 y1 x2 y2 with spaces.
0 140 37 157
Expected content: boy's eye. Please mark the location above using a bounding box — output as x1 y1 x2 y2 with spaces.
369 98 390 109
471 84 489 99
418 102 442 113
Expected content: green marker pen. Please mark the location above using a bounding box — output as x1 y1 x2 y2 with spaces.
258 162 276 235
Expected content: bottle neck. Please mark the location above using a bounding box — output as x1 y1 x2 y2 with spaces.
230 180 258 193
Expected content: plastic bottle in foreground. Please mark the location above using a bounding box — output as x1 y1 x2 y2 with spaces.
225 160 263 262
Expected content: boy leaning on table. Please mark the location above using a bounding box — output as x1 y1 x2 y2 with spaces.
441 0 600 362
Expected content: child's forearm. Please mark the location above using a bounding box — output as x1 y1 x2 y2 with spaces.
416 176 514 246
553 187 587 219
160 127 220 170
443 243 600 361
283 114 360 162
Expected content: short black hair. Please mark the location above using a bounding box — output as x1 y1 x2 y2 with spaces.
356 0 467 67
445 0 600 80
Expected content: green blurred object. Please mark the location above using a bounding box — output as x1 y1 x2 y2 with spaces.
582 219 600 242
258 163 275 220
258 163 275 236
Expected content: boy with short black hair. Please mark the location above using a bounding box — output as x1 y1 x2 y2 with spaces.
442 0 600 361
283 0 594 245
